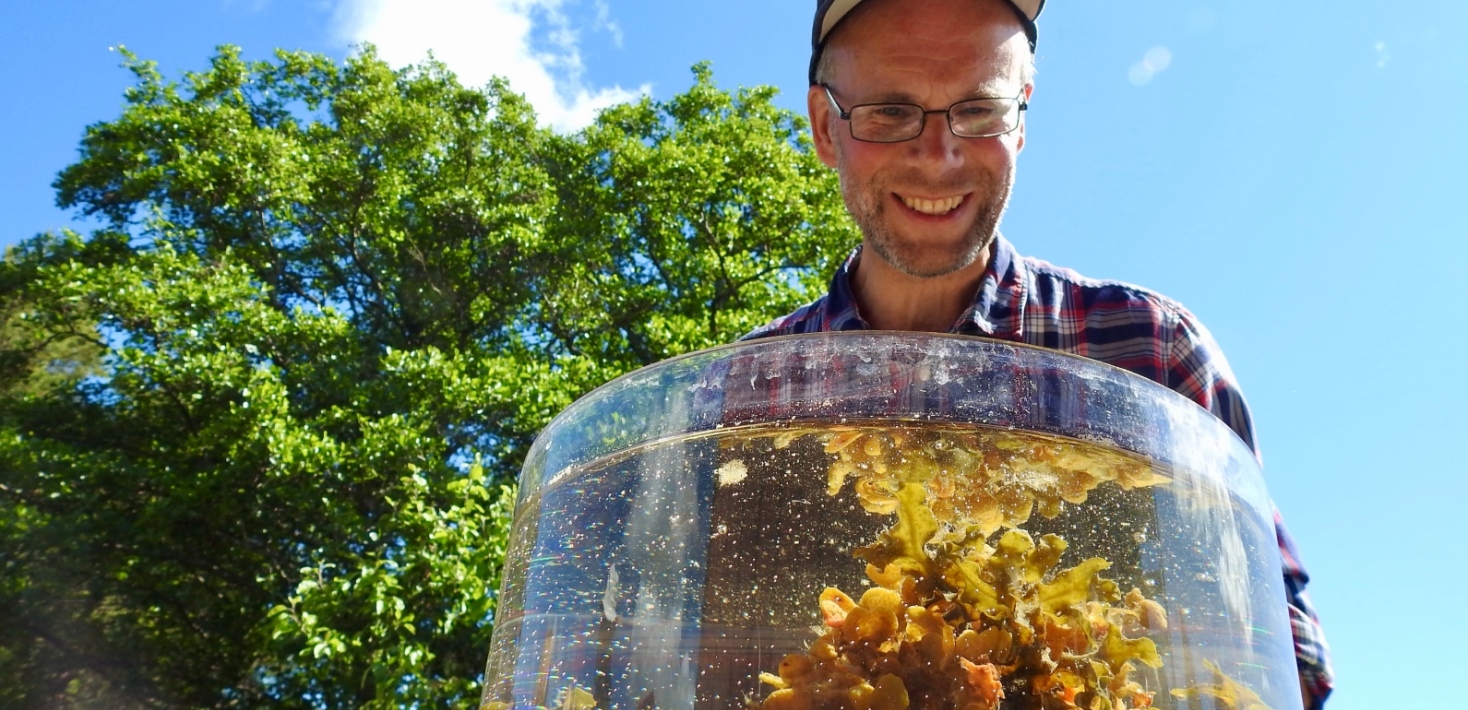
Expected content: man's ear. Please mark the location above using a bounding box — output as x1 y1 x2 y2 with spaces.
1015 82 1033 154
808 84 839 168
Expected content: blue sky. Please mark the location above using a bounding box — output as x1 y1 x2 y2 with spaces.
4 1 1467 707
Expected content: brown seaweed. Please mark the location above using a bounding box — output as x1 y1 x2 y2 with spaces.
751 427 1179 710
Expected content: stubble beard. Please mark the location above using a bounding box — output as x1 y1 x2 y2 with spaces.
836 149 1013 279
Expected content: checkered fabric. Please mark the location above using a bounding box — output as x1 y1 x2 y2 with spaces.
744 236 1334 704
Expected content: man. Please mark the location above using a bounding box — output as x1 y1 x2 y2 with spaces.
744 0 1334 706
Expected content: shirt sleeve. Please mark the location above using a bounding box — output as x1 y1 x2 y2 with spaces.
1166 309 1335 708
1277 509 1336 709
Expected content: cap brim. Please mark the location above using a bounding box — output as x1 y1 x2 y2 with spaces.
1012 0 1044 23
815 0 864 47
810 0 1044 84
815 0 1044 45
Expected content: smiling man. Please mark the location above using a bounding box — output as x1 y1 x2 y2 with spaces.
743 0 1334 707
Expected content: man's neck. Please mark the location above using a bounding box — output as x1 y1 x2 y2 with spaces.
850 242 993 332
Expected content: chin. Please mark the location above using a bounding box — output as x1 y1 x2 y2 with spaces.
870 237 990 279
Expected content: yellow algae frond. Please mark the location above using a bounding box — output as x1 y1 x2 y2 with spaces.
889 484 939 561
869 674 910 710
553 686 597 710
759 688 801 710
1116 467 1171 490
855 476 901 514
1113 588 1168 637
855 483 939 572
828 460 856 496
956 627 1013 665
818 426 1168 538
1100 620 1163 670
825 429 865 454
1037 558 1114 615
820 587 857 628
1171 660 1274 710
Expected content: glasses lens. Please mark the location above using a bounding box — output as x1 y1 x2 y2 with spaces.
950 98 1019 138
850 104 924 142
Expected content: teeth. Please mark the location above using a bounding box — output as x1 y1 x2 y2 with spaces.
902 195 964 215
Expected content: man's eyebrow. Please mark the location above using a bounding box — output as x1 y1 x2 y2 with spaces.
965 85 1016 99
855 90 920 104
855 86 1014 104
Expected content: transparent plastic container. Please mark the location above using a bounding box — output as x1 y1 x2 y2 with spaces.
481 333 1301 710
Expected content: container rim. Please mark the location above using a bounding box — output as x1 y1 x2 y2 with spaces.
535 330 1253 454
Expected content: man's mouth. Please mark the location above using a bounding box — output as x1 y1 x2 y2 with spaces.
899 194 965 216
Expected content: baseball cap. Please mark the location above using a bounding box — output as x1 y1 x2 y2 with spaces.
809 0 1045 84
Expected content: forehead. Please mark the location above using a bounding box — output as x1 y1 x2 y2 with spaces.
824 0 1029 97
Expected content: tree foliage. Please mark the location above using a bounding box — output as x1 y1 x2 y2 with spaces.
0 45 856 709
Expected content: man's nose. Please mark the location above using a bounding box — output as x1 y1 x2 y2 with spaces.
908 112 964 167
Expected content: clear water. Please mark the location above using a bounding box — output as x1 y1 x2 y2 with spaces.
482 422 1298 710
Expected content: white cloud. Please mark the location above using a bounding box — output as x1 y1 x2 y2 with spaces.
333 0 649 132
1186 7 1215 35
592 0 624 48
1375 41 1392 69
1127 46 1173 86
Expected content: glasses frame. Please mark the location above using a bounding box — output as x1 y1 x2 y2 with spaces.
821 83 1029 144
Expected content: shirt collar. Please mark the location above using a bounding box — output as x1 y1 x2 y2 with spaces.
820 236 1029 340
820 246 869 331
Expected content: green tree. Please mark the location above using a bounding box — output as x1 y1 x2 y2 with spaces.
0 235 106 398
0 45 856 709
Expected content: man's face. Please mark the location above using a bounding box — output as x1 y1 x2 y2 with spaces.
809 0 1032 279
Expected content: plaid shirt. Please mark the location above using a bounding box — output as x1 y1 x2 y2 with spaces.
744 236 1334 706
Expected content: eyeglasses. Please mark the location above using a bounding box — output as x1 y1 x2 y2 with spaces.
821 84 1028 143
